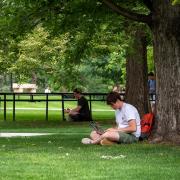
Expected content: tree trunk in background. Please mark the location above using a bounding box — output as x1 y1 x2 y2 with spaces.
31 72 37 84
125 30 149 118
10 73 13 92
151 1 180 143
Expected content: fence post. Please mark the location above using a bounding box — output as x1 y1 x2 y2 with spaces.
46 93 48 121
13 93 15 121
89 94 92 120
62 94 65 121
4 94 6 121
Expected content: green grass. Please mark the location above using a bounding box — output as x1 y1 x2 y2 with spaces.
0 101 179 179
0 100 111 110
0 121 180 180
0 110 114 122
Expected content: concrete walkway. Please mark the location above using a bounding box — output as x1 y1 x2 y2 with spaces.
0 133 56 137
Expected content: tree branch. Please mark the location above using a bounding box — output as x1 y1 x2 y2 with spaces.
102 0 152 26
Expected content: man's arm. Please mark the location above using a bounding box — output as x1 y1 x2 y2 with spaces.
64 105 82 114
106 119 137 133
71 105 81 112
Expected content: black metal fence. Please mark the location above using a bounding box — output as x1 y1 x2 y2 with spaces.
0 92 116 121
0 92 155 121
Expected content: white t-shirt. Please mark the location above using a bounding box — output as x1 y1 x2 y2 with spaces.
45 88 51 93
115 103 141 138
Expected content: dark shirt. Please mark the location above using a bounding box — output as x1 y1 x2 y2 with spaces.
78 96 91 120
148 79 156 94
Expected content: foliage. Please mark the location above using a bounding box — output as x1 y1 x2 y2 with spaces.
0 0 131 92
172 0 180 5
147 46 154 72
0 0 153 92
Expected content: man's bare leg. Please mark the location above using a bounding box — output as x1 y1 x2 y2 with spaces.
90 131 120 144
90 131 101 140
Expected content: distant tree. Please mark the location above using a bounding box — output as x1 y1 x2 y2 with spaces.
125 30 149 117
0 0 128 92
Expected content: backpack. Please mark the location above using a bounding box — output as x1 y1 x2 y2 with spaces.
139 113 154 141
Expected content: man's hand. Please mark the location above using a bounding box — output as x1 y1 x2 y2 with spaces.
64 108 71 113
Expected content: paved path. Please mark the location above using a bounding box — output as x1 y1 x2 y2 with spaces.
0 133 56 137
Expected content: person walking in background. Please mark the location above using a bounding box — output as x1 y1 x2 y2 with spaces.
45 86 51 93
148 72 156 113
148 72 156 100
81 91 141 145
64 88 91 121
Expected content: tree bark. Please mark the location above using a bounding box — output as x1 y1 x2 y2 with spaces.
125 30 149 118
151 1 180 143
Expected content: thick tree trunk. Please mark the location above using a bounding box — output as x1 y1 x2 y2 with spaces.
125 30 149 118
151 1 180 143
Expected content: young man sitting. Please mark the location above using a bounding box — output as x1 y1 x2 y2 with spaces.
82 91 141 145
65 88 91 121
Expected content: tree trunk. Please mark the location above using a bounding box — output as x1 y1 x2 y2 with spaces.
151 1 180 143
31 72 37 84
125 30 149 118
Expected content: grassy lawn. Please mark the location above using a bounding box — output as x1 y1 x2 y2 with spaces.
0 121 180 180
0 101 179 179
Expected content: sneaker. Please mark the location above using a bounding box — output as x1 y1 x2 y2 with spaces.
100 138 117 146
81 138 92 145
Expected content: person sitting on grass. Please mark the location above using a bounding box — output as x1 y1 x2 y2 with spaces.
64 88 91 122
81 91 141 145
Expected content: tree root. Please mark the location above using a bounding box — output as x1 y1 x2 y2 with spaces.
149 133 180 145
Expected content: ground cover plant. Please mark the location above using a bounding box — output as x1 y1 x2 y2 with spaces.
0 121 180 180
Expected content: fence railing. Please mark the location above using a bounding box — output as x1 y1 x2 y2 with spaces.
0 92 118 121
0 92 155 121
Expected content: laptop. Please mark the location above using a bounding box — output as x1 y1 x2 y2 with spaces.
89 121 105 135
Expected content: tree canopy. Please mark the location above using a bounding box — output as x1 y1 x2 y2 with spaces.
1 0 140 92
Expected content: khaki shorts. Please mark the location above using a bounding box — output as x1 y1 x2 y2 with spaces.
118 132 138 144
